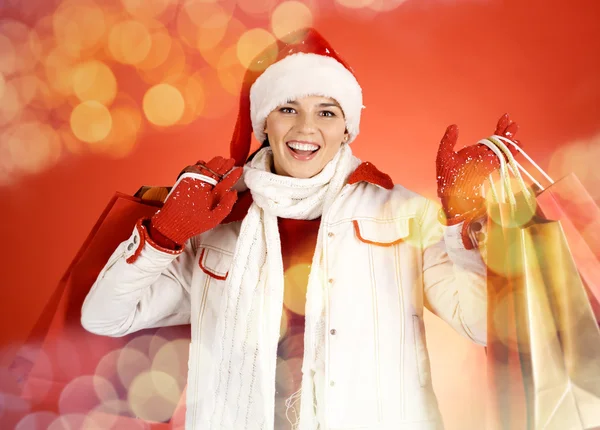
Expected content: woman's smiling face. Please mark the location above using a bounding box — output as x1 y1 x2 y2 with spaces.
264 95 348 179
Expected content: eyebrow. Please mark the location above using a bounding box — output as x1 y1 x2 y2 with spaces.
287 101 342 109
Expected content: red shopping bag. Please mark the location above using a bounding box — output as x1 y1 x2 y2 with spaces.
8 188 190 429
535 173 600 321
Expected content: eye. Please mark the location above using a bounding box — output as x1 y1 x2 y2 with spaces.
320 110 336 117
279 107 296 114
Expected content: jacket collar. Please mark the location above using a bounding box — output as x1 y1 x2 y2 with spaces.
223 161 393 224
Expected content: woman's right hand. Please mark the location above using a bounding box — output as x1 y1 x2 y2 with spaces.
150 156 243 246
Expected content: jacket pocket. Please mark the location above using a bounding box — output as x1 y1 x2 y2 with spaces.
413 315 432 387
198 247 232 281
353 217 412 247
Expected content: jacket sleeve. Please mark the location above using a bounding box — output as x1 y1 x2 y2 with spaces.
81 220 193 337
419 199 488 346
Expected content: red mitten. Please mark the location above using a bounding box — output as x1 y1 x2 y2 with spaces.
436 114 521 248
149 156 243 247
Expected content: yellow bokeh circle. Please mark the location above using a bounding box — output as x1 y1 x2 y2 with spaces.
109 20 152 65
237 28 277 71
128 370 181 422
70 101 113 143
72 60 117 105
271 1 314 41
143 83 184 126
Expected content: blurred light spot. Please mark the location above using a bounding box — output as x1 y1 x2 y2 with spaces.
152 339 189 389
170 72 206 125
128 371 181 422
53 0 106 58
197 17 247 69
73 60 117 105
117 346 151 389
335 0 375 8
10 74 40 107
271 1 314 41
89 105 143 158
183 0 233 28
136 26 173 71
283 264 310 315
6 122 61 174
367 0 408 11
0 82 24 127
237 0 276 16
70 101 113 143
121 0 172 21
48 414 87 430
237 28 277 71
143 83 184 126
15 411 58 430
84 399 133 429
58 126 85 155
0 34 16 75
279 310 289 342
109 20 152 65
217 44 245 96
44 47 76 97
58 375 118 415
139 38 187 84
0 20 42 74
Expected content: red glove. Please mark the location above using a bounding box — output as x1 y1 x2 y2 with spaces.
149 156 243 247
436 114 521 247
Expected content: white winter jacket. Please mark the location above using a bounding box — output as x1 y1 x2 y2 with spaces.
81 162 487 430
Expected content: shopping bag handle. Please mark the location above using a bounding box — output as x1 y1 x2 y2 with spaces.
490 135 555 186
478 136 537 214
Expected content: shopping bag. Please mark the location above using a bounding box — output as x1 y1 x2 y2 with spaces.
9 187 189 428
535 174 600 321
481 136 600 430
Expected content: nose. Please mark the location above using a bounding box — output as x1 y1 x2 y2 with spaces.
295 111 317 134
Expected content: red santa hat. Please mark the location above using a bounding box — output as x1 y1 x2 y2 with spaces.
230 28 363 166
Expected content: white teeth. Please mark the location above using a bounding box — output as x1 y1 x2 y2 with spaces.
287 141 319 151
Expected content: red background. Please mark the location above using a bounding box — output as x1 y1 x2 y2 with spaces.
1 0 599 428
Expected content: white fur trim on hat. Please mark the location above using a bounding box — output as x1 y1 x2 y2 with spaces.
249 52 363 144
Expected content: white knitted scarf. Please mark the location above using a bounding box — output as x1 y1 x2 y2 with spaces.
205 144 361 429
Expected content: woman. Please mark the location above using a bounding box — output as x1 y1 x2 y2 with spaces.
81 28 519 429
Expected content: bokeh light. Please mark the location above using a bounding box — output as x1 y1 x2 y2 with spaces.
367 0 408 11
151 339 190 390
44 47 76 97
138 37 187 84
47 413 88 430
0 20 42 75
335 0 376 9
217 44 246 96
283 264 310 315
0 81 25 127
120 0 173 22
271 1 314 41
116 346 151 389
58 375 118 415
52 0 106 59
237 0 277 17
136 25 173 71
170 72 206 125
197 17 247 69
15 411 58 430
128 370 181 422
143 83 185 126
70 100 113 143
5 121 62 174
72 60 117 105
0 34 17 75
237 28 277 71
109 20 152 65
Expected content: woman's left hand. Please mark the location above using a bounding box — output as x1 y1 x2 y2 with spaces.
436 113 520 227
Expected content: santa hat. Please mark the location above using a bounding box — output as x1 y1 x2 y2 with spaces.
230 28 363 166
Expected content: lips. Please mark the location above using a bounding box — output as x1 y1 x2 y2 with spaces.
286 140 321 161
